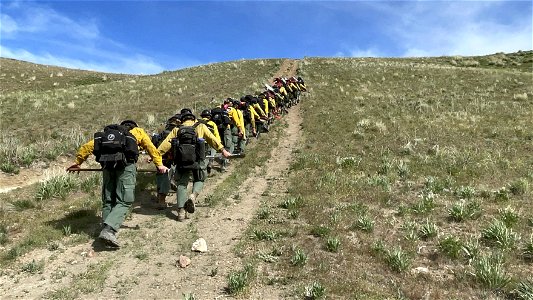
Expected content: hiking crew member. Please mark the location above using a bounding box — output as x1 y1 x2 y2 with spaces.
157 111 230 221
152 115 181 209
231 100 247 154
67 120 168 247
198 109 221 174
211 105 232 172
227 99 246 154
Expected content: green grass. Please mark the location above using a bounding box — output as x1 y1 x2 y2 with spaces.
246 53 533 298
2 52 533 298
226 263 255 295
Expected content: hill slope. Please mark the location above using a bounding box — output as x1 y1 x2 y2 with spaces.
1 52 533 299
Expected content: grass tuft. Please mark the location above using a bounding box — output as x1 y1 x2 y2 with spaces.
226 264 255 295
304 281 326 299
471 252 511 290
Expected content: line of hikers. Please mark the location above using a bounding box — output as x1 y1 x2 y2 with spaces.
67 76 307 248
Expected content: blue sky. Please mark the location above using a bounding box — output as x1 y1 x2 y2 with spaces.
1 1 531 74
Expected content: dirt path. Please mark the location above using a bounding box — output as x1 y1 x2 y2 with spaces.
0 157 73 194
0 59 303 299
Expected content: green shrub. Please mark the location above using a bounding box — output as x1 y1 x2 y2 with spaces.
21 259 45 274
291 248 308 266
439 236 464 259
36 174 79 201
385 247 411 273
352 215 375 232
418 219 438 240
471 252 510 289
325 237 341 252
481 219 519 249
310 225 331 237
304 281 326 299
226 264 255 295
509 178 529 195
498 206 519 227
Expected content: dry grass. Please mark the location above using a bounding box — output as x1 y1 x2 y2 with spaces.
239 52 533 298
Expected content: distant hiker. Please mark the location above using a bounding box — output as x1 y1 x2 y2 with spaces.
151 114 181 209
157 110 231 221
67 120 169 247
211 104 232 172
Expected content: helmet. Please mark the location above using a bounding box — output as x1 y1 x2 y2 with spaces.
200 109 211 118
120 120 138 129
180 108 193 115
166 116 180 126
180 112 196 122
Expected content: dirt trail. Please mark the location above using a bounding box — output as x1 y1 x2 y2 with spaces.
0 157 73 194
0 59 303 299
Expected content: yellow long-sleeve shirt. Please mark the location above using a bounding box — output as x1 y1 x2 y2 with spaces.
252 103 266 117
249 106 261 131
262 98 269 115
228 107 245 137
201 117 221 143
75 127 163 166
157 120 224 156
279 86 288 97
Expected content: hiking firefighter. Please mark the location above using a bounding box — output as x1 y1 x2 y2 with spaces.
67 120 169 247
157 110 231 221
151 114 181 209
198 109 221 175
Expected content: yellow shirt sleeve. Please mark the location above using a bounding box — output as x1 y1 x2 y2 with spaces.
75 139 95 165
207 120 221 143
130 127 163 167
157 127 178 157
197 124 224 151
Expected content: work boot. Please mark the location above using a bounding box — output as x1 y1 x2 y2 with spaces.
98 225 120 248
184 194 196 213
156 193 167 210
177 208 186 222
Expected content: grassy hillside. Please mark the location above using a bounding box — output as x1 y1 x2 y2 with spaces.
239 53 533 299
0 58 132 94
1 52 532 299
0 58 283 173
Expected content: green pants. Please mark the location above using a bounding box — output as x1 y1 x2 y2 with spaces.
223 127 234 168
101 164 137 231
174 159 208 208
156 165 175 194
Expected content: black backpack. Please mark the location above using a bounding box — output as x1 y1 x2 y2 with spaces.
241 106 252 124
93 124 139 169
151 123 177 148
171 123 205 169
211 108 230 132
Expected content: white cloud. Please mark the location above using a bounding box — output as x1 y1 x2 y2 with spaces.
0 2 166 74
366 1 532 57
335 48 384 58
1 3 99 41
0 13 18 33
0 45 164 75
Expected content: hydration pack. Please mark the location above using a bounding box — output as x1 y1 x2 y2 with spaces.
211 107 231 132
94 124 139 169
171 123 205 169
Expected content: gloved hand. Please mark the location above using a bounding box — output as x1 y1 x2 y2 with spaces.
157 165 169 174
66 164 81 173
221 149 231 158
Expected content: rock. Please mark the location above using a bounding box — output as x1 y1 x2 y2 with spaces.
176 255 191 268
411 266 430 275
191 238 208 252
87 249 96 258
